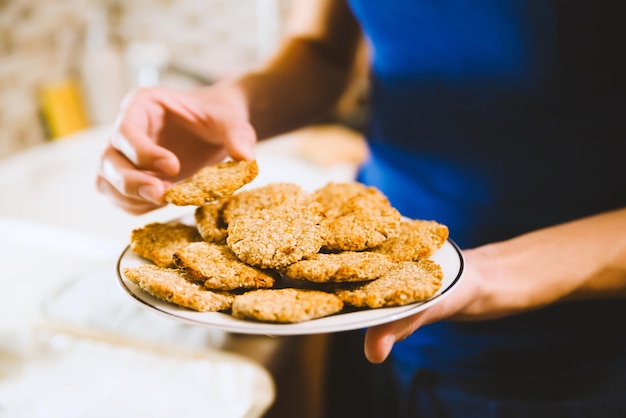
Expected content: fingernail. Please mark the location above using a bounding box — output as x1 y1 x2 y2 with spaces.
138 185 160 203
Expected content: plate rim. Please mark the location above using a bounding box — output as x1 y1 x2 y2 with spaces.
116 238 464 336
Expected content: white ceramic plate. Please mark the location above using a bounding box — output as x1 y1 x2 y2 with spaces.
117 219 464 336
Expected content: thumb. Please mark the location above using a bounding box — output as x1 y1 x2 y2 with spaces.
220 119 257 161
364 301 448 363
364 314 425 363
364 323 398 363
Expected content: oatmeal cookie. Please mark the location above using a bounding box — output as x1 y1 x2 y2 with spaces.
371 219 449 261
227 204 326 269
222 182 312 224
164 160 258 206
130 222 202 268
311 182 371 216
194 200 229 243
323 188 401 251
231 288 343 323
282 251 394 283
173 242 276 291
334 259 443 308
123 264 233 312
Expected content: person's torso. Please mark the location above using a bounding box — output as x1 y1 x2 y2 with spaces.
348 0 626 390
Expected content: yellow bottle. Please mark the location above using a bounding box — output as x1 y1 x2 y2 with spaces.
38 77 89 140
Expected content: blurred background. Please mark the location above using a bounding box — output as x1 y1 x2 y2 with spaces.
0 0 295 156
0 1 369 417
0 0 368 158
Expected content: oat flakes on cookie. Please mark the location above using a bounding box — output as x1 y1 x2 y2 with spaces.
282 251 394 283
311 182 371 216
165 160 258 206
227 204 326 269
322 187 401 251
124 264 233 312
371 219 449 261
232 288 343 323
334 259 443 308
222 182 313 224
173 242 275 291
130 222 202 268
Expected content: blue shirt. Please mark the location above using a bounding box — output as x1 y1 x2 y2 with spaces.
348 0 626 390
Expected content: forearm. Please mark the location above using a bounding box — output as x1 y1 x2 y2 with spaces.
238 39 359 139
213 0 362 140
471 207 626 318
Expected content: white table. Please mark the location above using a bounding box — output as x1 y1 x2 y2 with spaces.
0 124 362 417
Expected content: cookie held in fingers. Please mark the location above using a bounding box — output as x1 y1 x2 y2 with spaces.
334 259 443 308
282 251 394 283
232 288 343 323
227 204 326 269
173 242 276 291
371 219 449 261
123 264 234 312
130 222 202 268
165 160 259 206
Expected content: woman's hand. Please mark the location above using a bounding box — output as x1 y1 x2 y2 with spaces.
96 84 256 214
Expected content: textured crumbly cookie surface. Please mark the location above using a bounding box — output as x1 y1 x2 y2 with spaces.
222 182 313 224
227 205 326 269
194 200 229 243
164 160 258 206
232 288 343 323
124 264 234 312
371 219 449 261
173 242 275 290
322 188 401 251
130 222 202 268
282 251 394 283
311 182 371 216
334 259 443 308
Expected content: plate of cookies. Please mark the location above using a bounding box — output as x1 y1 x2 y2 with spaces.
117 160 464 335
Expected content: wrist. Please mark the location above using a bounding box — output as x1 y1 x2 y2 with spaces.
451 245 502 320
194 80 252 123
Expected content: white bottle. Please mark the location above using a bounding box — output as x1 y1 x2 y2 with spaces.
79 7 125 126
124 41 170 89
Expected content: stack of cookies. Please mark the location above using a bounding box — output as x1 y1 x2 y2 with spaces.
123 160 448 324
